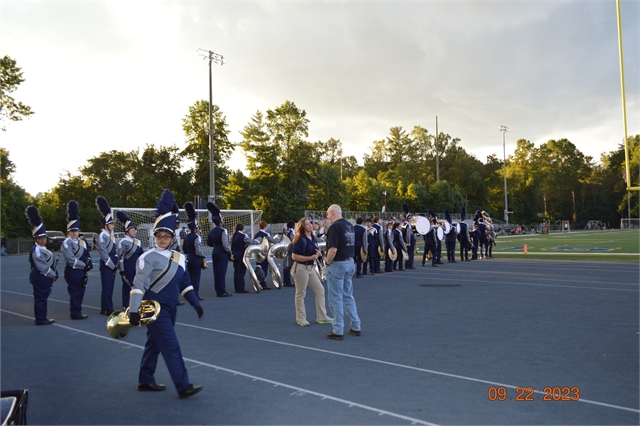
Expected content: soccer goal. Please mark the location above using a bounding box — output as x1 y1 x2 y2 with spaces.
112 207 263 255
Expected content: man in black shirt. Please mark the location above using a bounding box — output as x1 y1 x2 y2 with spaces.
324 204 361 340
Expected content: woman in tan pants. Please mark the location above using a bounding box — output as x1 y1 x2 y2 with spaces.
291 218 332 327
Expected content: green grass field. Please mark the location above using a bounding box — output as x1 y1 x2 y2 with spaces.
490 229 639 262
415 229 639 262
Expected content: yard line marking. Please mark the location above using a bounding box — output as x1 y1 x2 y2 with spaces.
0 308 437 426
177 323 640 415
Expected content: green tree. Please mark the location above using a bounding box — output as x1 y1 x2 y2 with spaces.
0 148 33 237
0 56 34 131
181 100 233 198
239 102 318 221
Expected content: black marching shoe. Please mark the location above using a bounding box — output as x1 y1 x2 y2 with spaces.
36 319 55 325
217 293 233 297
197 296 205 301
355 274 361 278
176 300 185 305
71 314 88 320
178 384 203 399
261 286 272 290
138 383 166 392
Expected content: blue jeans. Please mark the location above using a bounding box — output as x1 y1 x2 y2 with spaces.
326 260 361 335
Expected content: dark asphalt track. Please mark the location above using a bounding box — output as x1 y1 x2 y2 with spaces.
1 253 638 425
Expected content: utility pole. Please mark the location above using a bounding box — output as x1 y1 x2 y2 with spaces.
435 116 440 182
500 125 510 226
198 48 224 202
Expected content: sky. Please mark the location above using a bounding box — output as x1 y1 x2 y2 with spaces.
2 0 638 196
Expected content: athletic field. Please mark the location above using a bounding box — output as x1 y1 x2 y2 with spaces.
1 248 638 424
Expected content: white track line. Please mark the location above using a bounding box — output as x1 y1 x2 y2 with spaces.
0 309 436 426
3 293 639 415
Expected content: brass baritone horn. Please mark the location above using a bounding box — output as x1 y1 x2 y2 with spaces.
106 300 161 339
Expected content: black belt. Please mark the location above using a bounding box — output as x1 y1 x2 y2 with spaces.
296 261 315 266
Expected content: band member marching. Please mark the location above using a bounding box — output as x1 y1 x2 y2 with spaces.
384 221 396 272
444 209 457 263
96 196 118 315
182 202 206 300
353 217 368 278
169 201 181 252
62 200 92 319
458 207 470 261
365 218 377 275
372 216 384 273
231 223 259 293
116 210 143 309
128 188 204 398
402 204 417 269
206 202 232 297
392 222 406 271
25 205 58 325
422 214 439 267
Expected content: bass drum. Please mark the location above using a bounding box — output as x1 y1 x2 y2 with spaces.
443 221 452 235
410 216 430 235
456 223 461 234
437 226 444 241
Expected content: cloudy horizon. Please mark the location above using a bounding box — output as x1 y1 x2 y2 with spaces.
2 0 638 196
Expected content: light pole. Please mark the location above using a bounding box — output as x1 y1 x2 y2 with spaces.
198 48 224 202
382 191 387 213
337 148 343 180
499 125 509 226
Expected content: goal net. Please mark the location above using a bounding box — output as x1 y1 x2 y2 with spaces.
112 207 263 256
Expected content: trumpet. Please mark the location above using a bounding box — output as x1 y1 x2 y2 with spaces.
106 300 161 339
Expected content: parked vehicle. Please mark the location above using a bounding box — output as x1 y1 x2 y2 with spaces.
80 232 98 250
45 231 65 251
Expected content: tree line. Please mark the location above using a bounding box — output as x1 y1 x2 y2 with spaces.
1 56 638 237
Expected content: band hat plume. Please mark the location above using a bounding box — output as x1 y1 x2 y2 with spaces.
206 201 222 226
154 189 178 236
116 210 136 231
96 195 114 226
444 209 452 225
460 206 467 221
184 201 198 231
25 205 47 237
66 200 80 231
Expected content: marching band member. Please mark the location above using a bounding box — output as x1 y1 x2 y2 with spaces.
353 217 368 278
422 215 439 267
282 220 296 286
477 215 489 259
206 202 232 297
96 196 118 315
128 188 203 398
365 218 377 275
402 204 417 269
231 223 259 294
429 210 444 265
62 200 91 319
116 211 143 309
471 214 480 260
458 207 470 261
182 202 205 300
25 205 58 325
444 209 458 263
372 216 384 273
392 222 406 271
384 221 396 272
253 221 280 290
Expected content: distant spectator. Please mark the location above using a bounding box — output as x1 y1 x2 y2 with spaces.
1 234 8 256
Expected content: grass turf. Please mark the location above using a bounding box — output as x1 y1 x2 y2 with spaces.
416 229 639 262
